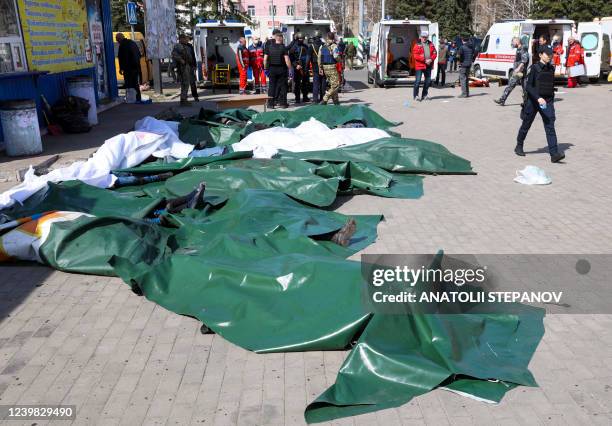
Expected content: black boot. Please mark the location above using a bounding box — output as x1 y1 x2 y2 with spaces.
514 145 525 156
494 99 504 106
551 152 565 163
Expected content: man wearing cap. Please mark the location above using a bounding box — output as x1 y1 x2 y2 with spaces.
289 32 311 103
249 36 266 94
494 37 529 106
264 29 293 108
318 32 341 105
515 46 565 163
411 30 437 101
309 30 326 103
172 33 199 106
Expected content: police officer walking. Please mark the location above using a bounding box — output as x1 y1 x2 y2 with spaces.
264 29 293 109
494 37 528 106
318 32 341 105
457 35 474 98
515 46 565 163
289 33 310 104
309 31 326 103
172 34 199 106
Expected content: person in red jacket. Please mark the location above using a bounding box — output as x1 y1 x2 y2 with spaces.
236 37 250 94
552 34 563 73
412 30 437 101
565 35 584 88
249 36 266 93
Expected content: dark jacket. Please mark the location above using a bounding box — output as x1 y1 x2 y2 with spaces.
525 61 555 101
309 38 323 71
118 39 141 74
457 42 475 67
289 41 310 69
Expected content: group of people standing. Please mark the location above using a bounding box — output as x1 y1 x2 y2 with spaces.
254 30 346 109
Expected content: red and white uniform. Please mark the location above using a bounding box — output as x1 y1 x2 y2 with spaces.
565 41 584 88
248 41 266 91
236 43 250 92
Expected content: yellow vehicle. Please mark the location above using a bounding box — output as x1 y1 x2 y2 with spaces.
113 31 152 84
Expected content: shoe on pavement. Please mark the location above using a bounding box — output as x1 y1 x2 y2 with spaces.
514 145 525 156
457 94 468 98
279 104 289 109
423 96 432 101
331 218 357 247
180 100 192 106
303 97 310 103
551 152 565 163
494 99 504 105
414 96 421 102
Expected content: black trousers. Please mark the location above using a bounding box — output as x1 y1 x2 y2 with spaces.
517 98 559 155
293 70 309 102
124 70 141 101
312 70 326 102
268 65 288 107
435 63 446 86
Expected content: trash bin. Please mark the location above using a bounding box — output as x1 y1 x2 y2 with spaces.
67 76 98 125
0 99 43 157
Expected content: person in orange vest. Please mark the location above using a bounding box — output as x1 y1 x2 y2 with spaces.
248 36 266 94
565 35 584 88
551 34 563 74
236 37 250 94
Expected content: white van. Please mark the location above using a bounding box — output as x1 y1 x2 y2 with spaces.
281 19 334 42
367 19 439 87
192 20 249 85
474 19 574 80
578 18 612 80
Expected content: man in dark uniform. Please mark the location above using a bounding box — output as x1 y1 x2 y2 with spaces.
264 29 294 109
309 30 326 103
289 32 310 103
172 34 199 106
515 46 565 163
116 33 142 102
495 37 529 106
457 35 474 98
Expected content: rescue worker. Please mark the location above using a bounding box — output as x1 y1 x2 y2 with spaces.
345 41 356 70
457 35 474 98
289 33 310 104
565 35 584 88
171 34 199 106
264 29 293 109
116 33 142 102
318 32 341 105
516 46 565 163
309 30 326 103
552 34 563 74
494 37 529 106
248 36 266 94
236 37 250 95
412 30 437 101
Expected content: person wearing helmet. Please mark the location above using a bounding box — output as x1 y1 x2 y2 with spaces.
318 32 341 105
309 30 326 103
289 32 310 103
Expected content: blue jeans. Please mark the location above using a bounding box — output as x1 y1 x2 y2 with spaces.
312 70 326 103
413 68 432 99
517 98 559 155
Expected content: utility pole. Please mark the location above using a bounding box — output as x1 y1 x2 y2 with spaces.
381 0 385 20
358 0 363 36
271 0 275 28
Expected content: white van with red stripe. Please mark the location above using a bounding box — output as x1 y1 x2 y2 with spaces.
474 19 575 80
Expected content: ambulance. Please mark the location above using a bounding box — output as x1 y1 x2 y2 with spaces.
578 18 612 81
473 19 575 80
281 19 334 42
367 19 439 87
192 20 250 85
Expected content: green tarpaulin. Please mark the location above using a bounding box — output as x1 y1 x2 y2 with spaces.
0 105 543 424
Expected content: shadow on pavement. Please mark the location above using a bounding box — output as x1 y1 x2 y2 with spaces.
525 142 574 154
0 265 54 325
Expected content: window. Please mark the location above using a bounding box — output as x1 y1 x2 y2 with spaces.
581 33 598 51
286 5 294 16
0 0 26 73
481 35 489 53
269 5 276 15
247 5 255 16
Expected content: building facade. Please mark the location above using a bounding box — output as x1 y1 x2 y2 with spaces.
0 0 118 143
239 0 309 38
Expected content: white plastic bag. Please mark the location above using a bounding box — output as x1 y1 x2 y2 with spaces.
514 166 551 185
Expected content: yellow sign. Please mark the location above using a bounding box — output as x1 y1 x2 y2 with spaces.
17 0 92 73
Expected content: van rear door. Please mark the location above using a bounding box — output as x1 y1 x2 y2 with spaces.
429 22 439 78
579 22 603 78
379 24 391 78
368 23 380 78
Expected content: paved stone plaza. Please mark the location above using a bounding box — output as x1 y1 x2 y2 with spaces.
1 71 611 425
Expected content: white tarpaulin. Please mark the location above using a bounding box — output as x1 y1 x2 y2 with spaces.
232 118 390 159
0 118 193 210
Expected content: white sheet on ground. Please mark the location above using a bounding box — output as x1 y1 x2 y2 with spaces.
231 118 390 159
0 117 194 210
